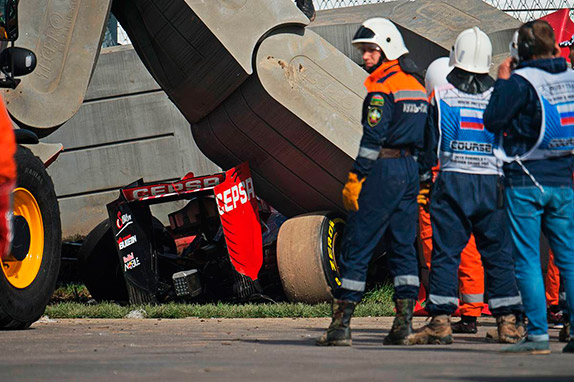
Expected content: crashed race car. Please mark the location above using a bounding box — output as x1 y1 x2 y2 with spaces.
78 163 298 304
78 162 426 305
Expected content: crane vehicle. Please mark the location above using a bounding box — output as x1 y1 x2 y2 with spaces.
0 0 62 329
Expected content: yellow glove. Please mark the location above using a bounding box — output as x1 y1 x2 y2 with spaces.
342 172 365 212
417 182 432 212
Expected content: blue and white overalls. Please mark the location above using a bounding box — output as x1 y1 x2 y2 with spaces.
425 83 522 317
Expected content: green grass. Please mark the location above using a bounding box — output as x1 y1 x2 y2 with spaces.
46 283 395 319
50 283 91 303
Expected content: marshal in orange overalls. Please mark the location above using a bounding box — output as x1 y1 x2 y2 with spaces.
0 97 16 257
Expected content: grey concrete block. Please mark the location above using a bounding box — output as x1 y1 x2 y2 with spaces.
85 46 160 101
5 0 113 131
42 46 219 236
311 0 521 71
44 92 185 149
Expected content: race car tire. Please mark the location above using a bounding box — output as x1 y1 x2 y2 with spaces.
0 146 61 329
276 212 344 303
78 219 129 302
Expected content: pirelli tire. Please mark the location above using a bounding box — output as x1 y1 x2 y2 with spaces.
276 212 344 303
0 146 61 330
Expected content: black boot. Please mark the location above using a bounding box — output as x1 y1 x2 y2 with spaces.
316 299 357 346
295 0 316 21
383 299 415 345
451 315 478 334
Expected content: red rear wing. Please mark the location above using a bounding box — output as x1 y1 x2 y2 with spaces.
214 162 263 281
122 173 226 202
116 162 263 282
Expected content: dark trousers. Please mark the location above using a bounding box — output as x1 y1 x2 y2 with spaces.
426 172 522 317
335 156 420 302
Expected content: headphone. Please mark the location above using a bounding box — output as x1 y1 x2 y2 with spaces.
517 21 560 62
517 22 535 61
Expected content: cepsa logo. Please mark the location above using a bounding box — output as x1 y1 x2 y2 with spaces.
123 252 141 271
118 234 137 250
216 177 256 215
123 175 223 201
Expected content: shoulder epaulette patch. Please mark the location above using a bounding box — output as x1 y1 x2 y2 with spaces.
370 94 385 106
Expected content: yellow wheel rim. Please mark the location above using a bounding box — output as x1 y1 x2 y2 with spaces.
1 187 44 288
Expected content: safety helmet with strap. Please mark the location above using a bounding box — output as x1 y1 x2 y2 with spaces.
424 57 453 97
352 18 409 61
449 27 492 74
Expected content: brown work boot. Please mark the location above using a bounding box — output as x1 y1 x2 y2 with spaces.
316 299 357 346
486 313 526 342
496 314 522 344
383 299 415 345
407 315 453 345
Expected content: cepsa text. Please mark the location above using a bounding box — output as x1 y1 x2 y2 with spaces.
216 177 256 215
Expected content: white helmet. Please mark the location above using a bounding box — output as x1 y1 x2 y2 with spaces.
509 30 519 61
352 18 409 61
449 27 492 74
424 57 453 97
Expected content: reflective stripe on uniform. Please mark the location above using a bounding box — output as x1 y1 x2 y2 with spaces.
488 295 522 309
393 90 427 101
393 275 420 287
461 293 484 303
358 146 380 160
559 292 567 301
341 278 366 292
429 294 459 306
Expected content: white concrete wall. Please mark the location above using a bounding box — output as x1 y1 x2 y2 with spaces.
43 45 219 238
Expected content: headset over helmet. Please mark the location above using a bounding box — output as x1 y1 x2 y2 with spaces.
449 27 492 74
352 18 409 61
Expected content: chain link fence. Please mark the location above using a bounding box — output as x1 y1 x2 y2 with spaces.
108 1 574 46
314 0 574 21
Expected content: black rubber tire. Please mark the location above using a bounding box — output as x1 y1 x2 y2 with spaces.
0 146 61 330
276 212 344 303
78 219 129 302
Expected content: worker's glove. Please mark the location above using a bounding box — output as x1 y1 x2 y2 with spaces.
417 181 432 212
342 172 365 212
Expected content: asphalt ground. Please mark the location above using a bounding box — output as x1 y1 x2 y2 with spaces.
2 317 573 382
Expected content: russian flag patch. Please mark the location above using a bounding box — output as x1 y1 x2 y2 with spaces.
460 109 484 130
558 104 574 127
